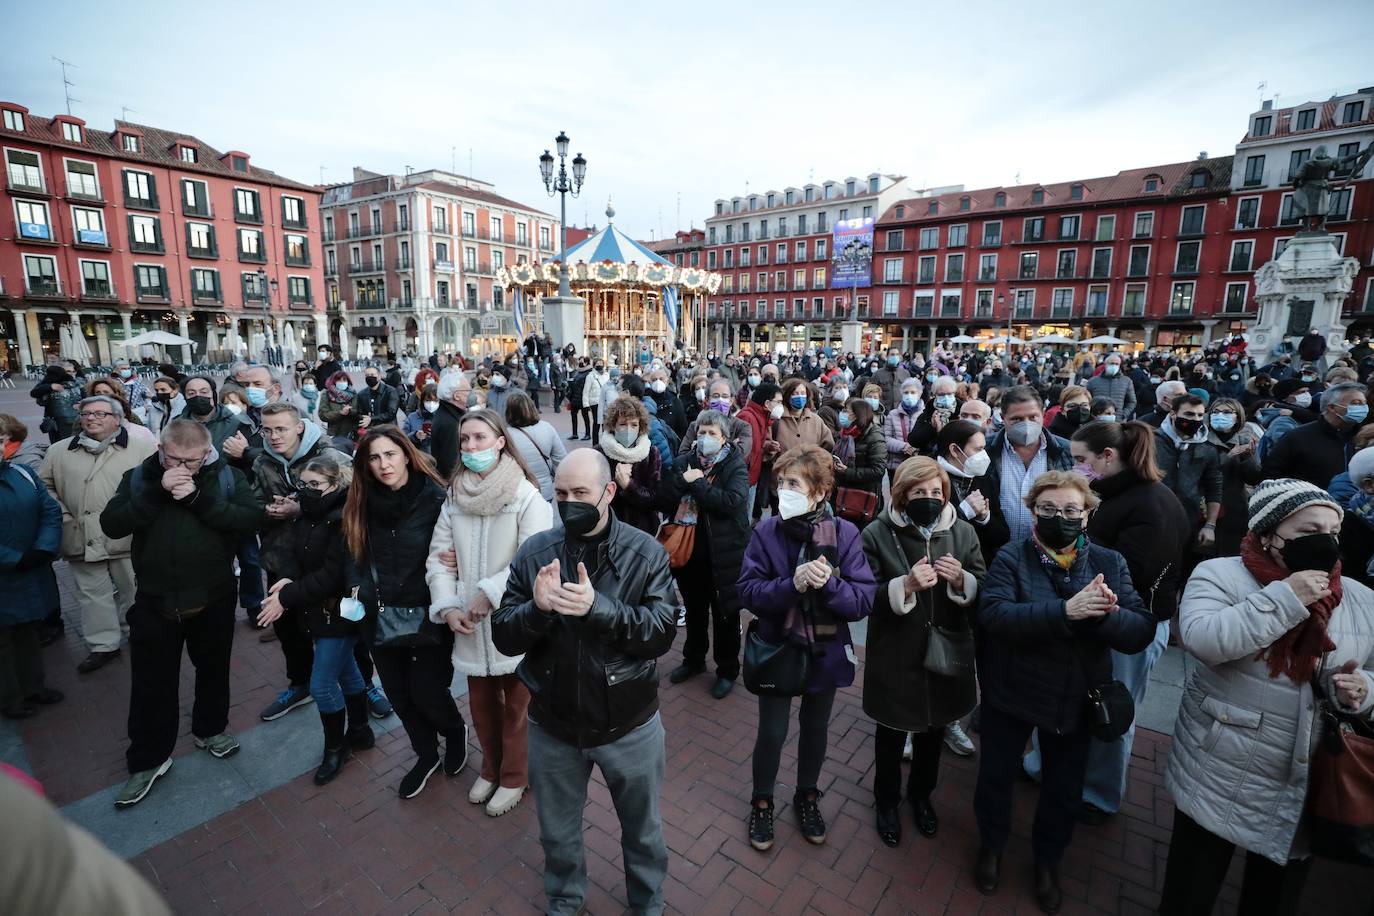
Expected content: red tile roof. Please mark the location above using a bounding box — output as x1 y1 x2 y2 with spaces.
1242 96 1374 143
412 180 553 218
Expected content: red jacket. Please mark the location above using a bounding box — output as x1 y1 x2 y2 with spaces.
737 400 771 486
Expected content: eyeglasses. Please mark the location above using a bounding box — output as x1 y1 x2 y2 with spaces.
163 454 205 469
1034 504 1084 520
296 479 330 492
80 411 116 420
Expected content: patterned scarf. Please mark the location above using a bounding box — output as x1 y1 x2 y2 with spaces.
1240 532 1340 683
672 445 731 525
780 504 840 645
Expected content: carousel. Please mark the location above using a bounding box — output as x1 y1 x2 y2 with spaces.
495 204 721 365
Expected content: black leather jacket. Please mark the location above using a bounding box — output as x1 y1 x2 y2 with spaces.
492 514 677 749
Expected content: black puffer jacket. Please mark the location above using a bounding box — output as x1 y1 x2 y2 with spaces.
654 446 750 613
355 381 401 426
277 487 354 637
430 402 465 480
492 515 678 749
1087 468 1192 621
834 420 887 498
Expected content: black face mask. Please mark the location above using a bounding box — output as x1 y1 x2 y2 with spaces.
1173 417 1202 437
365 377 380 388
297 488 327 514
558 495 604 538
1035 516 1083 550
1068 405 1091 424
1274 532 1341 573
186 396 214 416
904 497 944 528
155 391 172 402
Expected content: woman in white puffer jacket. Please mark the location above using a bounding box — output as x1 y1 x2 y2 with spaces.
426 409 551 818
1160 478 1374 916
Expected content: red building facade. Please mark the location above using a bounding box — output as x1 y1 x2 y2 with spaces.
0 101 324 370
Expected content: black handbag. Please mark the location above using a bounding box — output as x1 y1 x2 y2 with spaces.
1077 641 1133 741
924 623 976 679
743 618 811 697
369 557 442 650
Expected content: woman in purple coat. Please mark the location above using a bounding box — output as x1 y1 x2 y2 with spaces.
737 444 877 853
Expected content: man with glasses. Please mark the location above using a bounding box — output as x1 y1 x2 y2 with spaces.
250 403 353 721
100 419 265 807
39 396 157 674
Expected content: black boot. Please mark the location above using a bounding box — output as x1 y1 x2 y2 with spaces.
314 709 349 785
343 692 375 750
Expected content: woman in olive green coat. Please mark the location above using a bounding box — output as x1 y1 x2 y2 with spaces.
860 456 987 848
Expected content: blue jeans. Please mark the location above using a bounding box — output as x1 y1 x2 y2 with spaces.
237 534 265 612
309 635 365 714
528 713 667 915
1023 618 1170 813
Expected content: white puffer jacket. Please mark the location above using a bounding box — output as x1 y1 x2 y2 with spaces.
425 478 552 677
1167 556 1374 863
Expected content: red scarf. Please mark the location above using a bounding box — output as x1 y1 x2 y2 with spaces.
1 441 19 462
1239 532 1339 683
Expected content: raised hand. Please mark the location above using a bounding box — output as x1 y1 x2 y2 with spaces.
1066 573 1112 620
533 558 562 613
1287 569 1332 607
550 562 595 617
906 557 939 595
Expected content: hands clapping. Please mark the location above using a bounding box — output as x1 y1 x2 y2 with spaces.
792 557 832 592
904 557 939 596
1065 573 1118 621
533 558 595 617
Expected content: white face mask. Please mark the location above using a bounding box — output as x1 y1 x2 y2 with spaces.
770 403 784 420
651 380 667 394
1294 392 1313 407
424 401 439 413
224 403 244 416
961 448 991 477
777 488 811 520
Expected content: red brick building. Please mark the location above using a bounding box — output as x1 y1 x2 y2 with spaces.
0 101 324 370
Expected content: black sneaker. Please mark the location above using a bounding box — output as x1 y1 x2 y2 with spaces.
260 685 313 721
444 725 469 777
747 798 775 851
668 663 705 685
399 755 441 799
794 789 827 845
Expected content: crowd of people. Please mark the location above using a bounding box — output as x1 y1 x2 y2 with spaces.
5 329 1374 916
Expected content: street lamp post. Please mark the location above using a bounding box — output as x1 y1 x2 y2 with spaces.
539 132 587 300
1000 292 1010 352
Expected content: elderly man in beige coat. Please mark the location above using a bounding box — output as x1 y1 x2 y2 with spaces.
39 395 157 673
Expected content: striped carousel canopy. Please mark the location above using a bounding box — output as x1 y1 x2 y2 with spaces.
554 203 672 266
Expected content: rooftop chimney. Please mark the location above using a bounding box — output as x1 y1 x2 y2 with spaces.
1197 151 1208 160
1261 99 1273 110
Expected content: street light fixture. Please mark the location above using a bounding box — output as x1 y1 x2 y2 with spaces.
539 131 586 299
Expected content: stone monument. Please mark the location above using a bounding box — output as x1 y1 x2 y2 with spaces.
1248 143 1372 361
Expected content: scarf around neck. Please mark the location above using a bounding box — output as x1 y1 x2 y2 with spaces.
1240 532 1340 683
779 504 841 645
449 453 525 517
599 431 651 464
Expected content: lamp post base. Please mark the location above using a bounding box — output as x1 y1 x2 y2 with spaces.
541 295 587 354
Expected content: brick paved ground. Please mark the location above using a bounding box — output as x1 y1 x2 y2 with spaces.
3 379 1371 914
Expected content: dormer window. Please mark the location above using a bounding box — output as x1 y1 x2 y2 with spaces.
231 155 248 172
1295 108 1316 131
894 205 905 219
994 192 1006 208
180 145 198 163
846 180 856 195
1253 115 1272 137
61 122 82 143
1189 169 1209 189
927 201 938 215
2 109 23 131
1031 188 1045 204
122 134 140 153
959 196 971 212
1144 176 1160 193
1070 183 1084 200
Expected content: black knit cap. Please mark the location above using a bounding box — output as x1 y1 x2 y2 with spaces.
750 381 781 405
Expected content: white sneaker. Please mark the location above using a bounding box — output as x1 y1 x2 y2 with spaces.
468 776 497 805
944 721 976 757
902 733 913 761
485 784 526 817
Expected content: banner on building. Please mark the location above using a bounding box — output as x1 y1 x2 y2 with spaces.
831 217 874 288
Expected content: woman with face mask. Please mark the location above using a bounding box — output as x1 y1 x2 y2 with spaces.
831 399 887 527
817 381 851 437
1202 398 1263 557
1047 385 1092 440
426 410 551 817
319 370 359 440
1158 479 1374 916
883 379 926 480
936 419 995 553
774 379 835 455
655 410 751 701
737 445 876 853
593 395 662 535
401 383 442 455
861 457 987 846
500 391 566 503
974 471 1155 912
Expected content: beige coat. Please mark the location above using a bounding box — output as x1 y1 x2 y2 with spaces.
425 478 552 677
40 431 158 561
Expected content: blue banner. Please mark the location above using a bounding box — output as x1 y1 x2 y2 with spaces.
78 228 107 245
831 217 874 288
19 222 50 240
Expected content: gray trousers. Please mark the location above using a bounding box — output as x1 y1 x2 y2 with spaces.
528 713 667 916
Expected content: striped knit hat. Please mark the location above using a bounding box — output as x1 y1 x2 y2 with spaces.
1248 478 1343 537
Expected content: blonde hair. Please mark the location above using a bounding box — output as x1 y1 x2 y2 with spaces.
1058 384 1090 406
890 456 950 507
1023 470 1100 512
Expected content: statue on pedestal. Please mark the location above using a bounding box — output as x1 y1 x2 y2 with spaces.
1291 142 1374 233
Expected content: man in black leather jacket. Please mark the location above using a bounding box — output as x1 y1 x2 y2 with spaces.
493 448 676 916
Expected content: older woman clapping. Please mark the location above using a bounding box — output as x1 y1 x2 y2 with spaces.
1158 479 1374 916
973 470 1155 914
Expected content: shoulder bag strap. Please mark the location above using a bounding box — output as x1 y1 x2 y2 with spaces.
367 553 384 606
515 425 554 472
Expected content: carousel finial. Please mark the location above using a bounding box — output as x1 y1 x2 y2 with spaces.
606 197 615 223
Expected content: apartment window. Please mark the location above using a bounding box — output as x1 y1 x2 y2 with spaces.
65 160 99 198
994 192 1006 208
1090 248 1111 279
1344 100 1366 124
516 222 528 245
288 277 310 304
1069 184 1084 201
462 212 476 237
1031 189 1045 204
978 253 997 281
1019 251 1038 279
1133 212 1154 238
180 145 198 163
1179 205 1205 236
815 239 827 259
886 229 905 251
725 224 735 243
6 149 45 191
812 297 823 318
539 225 551 249
804 188 814 203
433 280 446 305
372 242 383 266
796 215 807 234
975 289 994 317
237 228 265 262
1057 215 1080 240
465 284 477 309
72 206 106 245
1337 142 1362 176
23 254 58 294
938 292 960 317
981 221 1001 246
1236 197 1260 230
1056 249 1076 278
1288 149 1311 178
774 243 786 264
459 246 474 270
739 248 751 268
326 249 336 274
491 216 503 241
883 258 902 283
914 293 934 318
948 224 967 247
282 196 306 228
1328 188 1353 221
959 196 970 211
1086 285 1108 317
285 234 309 266
349 246 360 268
1144 177 1159 193
399 204 409 230
1175 241 1201 273
738 273 750 292
707 251 717 269
1128 245 1150 276
1224 282 1249 313
757 245 768 266
690 252 698 267
181 178 210 216
190 268 220 301
1168 281 1195 314
1295 108 1316 130
14 199 51 240
80 260 111 297
817 212 828 231
1123 284 1146 316
919 227 938 250
1280 194 1300 225
723 249 734 269
1243 155 1265 186
869 177 880 193
1051 288 1074 316
862 206 873 218
1096 215 1115 241
433 206 449 232
187 222 216 257
234 188 261 223
134 264 168 299
2 110 24 131
398 240 410 268
793 268 805 289
129 214 163 253
1253 115 1272 137
794 240 807 261
838 209 847 220
813 267 826 287
945 253 964 282
1023 217 1044 242
1014 288 1035 317
122 134 140 152
1189 169 1209 189
918 256 936 284
883 290 900 316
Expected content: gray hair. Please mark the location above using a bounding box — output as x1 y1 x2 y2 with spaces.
1156 380 1187 406
227 361 250 378
238 363 279 385
436 370 470 403
112 358 131 369
696 409 729 431
78 395 124 420
1320 381 1367 412
931 376 957 396
707 377 734 396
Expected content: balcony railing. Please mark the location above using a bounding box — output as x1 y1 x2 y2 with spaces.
67 187 104 204
8 174 49 195
135 286 170 302
324 265 338 277
25 279 61 298
81 280 116 300
350 259 384 275
978 268 997 282
434 258 455 271
395 257 412 270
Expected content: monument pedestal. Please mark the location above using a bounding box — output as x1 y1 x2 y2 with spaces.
840 320 865 355
1251 234 1361 364
540 295 587 354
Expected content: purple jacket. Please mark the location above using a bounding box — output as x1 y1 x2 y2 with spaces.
737 515 877 692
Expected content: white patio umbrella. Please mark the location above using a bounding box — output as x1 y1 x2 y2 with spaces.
1081 334 1129 346
249 332 266 361
59 324 75 360
356 337 372 360
1031 333 1078 345
947 334 980 344
338 324 351 363
124 330 193 349
265 322 277 351
225 324 243 357
69 321 94 364
981 334 1026 347
282 323 299 361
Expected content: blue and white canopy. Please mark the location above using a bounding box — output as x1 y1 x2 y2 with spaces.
554 223 672 267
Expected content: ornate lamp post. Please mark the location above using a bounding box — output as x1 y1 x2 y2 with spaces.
539 131 587 299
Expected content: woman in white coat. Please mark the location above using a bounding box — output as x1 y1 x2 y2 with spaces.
427 409 552 817
1160 478 1374 916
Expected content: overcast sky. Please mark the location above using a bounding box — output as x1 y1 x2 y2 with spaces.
5 0 1371 241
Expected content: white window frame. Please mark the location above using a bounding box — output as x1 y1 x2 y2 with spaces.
948 223 968 247
1090 246 1112 278
981 220 1002 245
1228 239 1254 272
913 292 935 317
71 205 105 243
1223 281 1249 313
1050 287 1075 315
5 146 45 190
1054 248 1077 278
2 110 24 132
919 227 939 250
14 198 52 240
233 186 261 220
882 290 900 316
1234 195 1262 230
77 258 112 296
22 253 59 293
1133 211 1155 238
287 275 310 303
1174 240 1202 272
240 228 263 256
1178 204 1207 234
282 195 304 226
1095 214 1116 241
1057 213 1083 240
945 252 965 282
1122 283 1147 316
1086 284 1109 316
1128 244 1150 276
975 288 994 317
939 289 962 317
180 145 197 163
121 134 139 152
62 157 100 198
130 214 160 248
882 257 903 283
1013 287 1035 316
917 255 937 283
133 262 168 297
978 252 998 281
1169 281 1196 314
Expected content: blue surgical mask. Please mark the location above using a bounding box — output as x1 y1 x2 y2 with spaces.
245 387 268 407
333 381 349 393
1346 404 1369 424
1208 412 1236 432
887 356 899 367
935 394 955 410
838 411 851 428
925 373 938 384
789 395 808 410
461 448 498 473
901 393 921 409
865 397 881 410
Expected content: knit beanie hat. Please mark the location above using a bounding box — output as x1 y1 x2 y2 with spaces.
1248 478 1344 537
750 381 781 406
1349 447 1374 488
